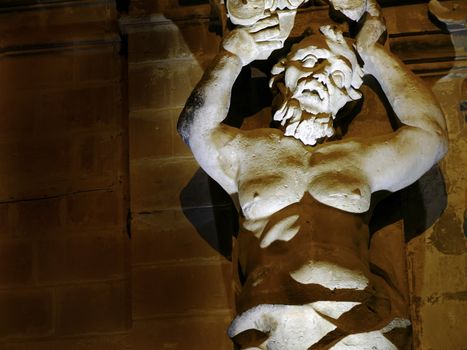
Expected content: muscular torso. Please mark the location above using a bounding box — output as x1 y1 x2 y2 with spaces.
215 124 372 239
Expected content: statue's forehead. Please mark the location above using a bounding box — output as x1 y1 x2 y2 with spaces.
287 36 332 62
289 46 332 61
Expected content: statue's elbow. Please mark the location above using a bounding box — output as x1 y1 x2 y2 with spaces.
430 126 449 163
424 110 449 162
177 111 192 146
437 132 449 162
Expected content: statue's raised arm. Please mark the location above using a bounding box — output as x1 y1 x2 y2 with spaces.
177 11 296 196
356 20 448 189
303 20 448 213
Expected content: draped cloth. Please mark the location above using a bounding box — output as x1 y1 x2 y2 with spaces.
231 193 411 349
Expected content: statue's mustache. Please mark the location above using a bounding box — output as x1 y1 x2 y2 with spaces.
273 99 335 146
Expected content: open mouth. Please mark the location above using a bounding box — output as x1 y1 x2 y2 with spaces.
294 77 329 101
302 89 325 101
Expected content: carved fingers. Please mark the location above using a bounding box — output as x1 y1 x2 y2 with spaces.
223 14 285 66
246 14 280 34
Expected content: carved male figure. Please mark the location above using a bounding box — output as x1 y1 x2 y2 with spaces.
178 1 447 348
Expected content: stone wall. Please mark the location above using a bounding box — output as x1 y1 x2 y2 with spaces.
124 1 235 348
0 0 131 348
0 0 464 349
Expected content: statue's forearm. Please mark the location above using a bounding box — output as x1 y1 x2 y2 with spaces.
353 44 449 193
177 49 242 146
359 44 447 140
176 49 243 195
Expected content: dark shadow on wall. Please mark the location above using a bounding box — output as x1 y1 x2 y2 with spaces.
368 165 448 242
402 165 448 242
179 65 275 260
180 168 238 260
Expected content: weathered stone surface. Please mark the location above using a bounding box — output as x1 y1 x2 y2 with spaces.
55 280 130 335
66 190 123 231
406 72 466 350
128 20 219 62
130 157 199 212
132 262 233 319
129 60 203 110
0 2 118 50
14 197 64 236
130 109 173 160
0 289 53 338
131 209 224 264
127 315 234 350
36 233 127 283
0 240 33 285
76 50 121 82
0 0 128 346
0 134 121 201
0 54 74 88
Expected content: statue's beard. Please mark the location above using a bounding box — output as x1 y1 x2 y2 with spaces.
273 98 335 146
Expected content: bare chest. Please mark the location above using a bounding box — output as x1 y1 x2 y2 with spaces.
235 137 312 221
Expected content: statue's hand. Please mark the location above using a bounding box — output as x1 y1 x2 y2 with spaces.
222 14 284 66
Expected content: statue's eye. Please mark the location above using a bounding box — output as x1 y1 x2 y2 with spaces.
331 70 345 88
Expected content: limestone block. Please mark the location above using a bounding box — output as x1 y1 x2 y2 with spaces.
419 299 467 350
129 0 179 16
130 157 199 212
128 315 233 350
0 203 9 236
0 289 53 338
36 233 127 283
76 51 121 82
0 92 39 140
132 262 233 319
128 20 220 62
131 209 227 264
405 68 466 349
55 280 129 335
129 60 203 110
128 0 210 19
71 134 120 186
0 54 74 89
0 344 27 350
0 240 33 285
130 109 173 160
383 4 439 34
390 33 464 64
63 86 118 130
18 335 128 350
0 134 121 200
66 190 123 232
0 2 118 49
14 197 64 236
0 137 71 200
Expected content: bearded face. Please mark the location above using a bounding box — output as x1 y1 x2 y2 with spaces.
271 26 363 146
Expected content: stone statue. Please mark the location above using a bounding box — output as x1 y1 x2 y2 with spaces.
178 1 448 348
